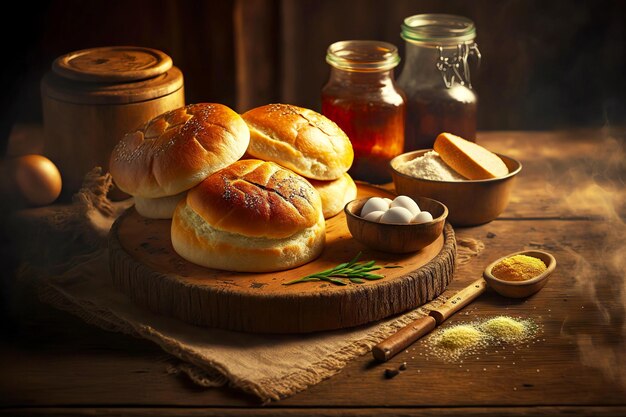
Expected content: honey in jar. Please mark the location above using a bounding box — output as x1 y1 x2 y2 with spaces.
322 40 405 184
397 14 481 151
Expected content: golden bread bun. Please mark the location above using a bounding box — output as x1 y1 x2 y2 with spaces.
434 132 509 180
242 103 353 180
171 159 325 272
109 103 250 203
309 173 357 219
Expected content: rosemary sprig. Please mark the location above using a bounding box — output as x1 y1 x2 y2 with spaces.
283 252 387 286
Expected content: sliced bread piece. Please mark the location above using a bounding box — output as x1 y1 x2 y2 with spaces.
434 132 509 180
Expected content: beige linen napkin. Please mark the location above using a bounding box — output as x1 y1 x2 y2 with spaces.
22 168 483 402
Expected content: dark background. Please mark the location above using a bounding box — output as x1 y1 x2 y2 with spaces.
2 0 626 154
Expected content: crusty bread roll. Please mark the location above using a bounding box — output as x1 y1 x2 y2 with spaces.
309 173 357 219
434 132 509 180
242 104 354 181
171 159 325 272
109 103 250 218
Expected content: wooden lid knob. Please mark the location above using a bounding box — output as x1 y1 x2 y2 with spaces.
52 46 173 83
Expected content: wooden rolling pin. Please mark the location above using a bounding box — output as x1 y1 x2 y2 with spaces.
372 278 488 361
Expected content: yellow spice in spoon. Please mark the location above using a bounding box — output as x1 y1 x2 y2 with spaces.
492 254 547 281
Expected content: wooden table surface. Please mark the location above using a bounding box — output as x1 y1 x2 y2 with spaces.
1 128 625 416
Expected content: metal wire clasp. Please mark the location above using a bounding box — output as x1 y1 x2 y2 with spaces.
436 43 481 88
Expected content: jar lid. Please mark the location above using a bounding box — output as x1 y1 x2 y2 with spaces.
42 67 183 104
401 14 476 45
52 46 173 83
326 40 400 72
42 46 184 104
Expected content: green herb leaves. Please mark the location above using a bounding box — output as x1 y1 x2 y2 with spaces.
283 252 399 286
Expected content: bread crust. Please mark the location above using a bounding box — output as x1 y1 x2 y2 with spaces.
310 173 357 219
187 159 322 238
171 159 325 272
242 104 353 180
110 103 250 198
133 192 186 219
434 132 508 180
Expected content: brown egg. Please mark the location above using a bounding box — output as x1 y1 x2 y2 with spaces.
12 155 62 206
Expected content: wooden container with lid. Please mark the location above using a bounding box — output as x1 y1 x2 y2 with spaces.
41 46 185 196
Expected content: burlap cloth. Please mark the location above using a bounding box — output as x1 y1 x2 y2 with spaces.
20 169 484 403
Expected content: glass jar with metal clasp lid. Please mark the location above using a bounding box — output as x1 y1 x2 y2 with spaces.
322 40 406 184
397 14 481 151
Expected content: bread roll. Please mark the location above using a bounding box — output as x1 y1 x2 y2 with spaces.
434 132 509 180
310 173 357 219
134 192 186 220
109 103 250 218
242 104 353 180
171 159 325 272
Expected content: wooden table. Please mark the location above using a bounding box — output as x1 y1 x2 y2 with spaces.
1 128 625 416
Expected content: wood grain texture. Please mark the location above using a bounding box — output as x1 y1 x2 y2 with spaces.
2 406 626 417
2 129 625 415
2 221 625 410
278 219 626 408
372 316 437 361
108 184 456 333
42 68 184 104
53 46 173 83
429 278 488 323
41 87 184 195
477 129 626 219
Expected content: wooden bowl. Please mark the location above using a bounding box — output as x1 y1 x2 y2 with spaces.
344 196 448 253
483 250 556 298
389 150 522 226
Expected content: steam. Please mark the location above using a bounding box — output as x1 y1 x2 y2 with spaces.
552 127 626 388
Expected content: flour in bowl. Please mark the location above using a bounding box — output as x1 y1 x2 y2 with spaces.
395 151 465 181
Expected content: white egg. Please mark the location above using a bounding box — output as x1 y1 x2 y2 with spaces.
412 211 434 224
380 207 414 224
363 210 386 222
360 197 390 218
390 195 420 216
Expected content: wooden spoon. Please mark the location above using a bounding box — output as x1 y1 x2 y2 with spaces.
372 250 556 362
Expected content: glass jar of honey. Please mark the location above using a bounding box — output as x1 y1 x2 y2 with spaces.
398 14 481 151
322 40 405 184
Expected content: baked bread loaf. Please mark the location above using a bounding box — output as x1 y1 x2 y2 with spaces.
171 159 325 272
110 103 250 218
309 173 357 219
241 104 353 180
434 132 509 180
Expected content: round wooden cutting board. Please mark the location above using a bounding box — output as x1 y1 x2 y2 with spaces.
109 184 456 333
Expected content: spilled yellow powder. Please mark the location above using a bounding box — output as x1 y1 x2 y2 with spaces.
481 316 527 342
492 254 547 281
426 316 539 362
436 325 484 350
